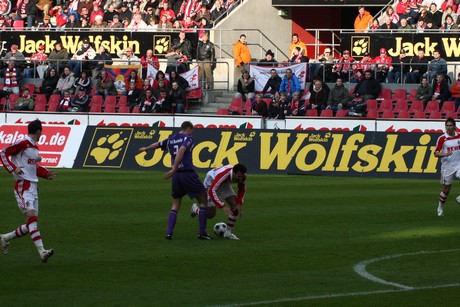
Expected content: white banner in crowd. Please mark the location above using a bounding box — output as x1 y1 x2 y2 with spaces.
146 64 200 91
250 63 307 92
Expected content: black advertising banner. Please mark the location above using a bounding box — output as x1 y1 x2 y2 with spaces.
341 32 460 60
73 127 441 178
0 31 198 58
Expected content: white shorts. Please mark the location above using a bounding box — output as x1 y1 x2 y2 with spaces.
14 181 39 214
207 183 236 207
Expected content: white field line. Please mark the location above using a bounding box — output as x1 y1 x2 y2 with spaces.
212 249 460 307
353 248 460 289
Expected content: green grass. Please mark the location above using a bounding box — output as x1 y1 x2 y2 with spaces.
1 169 460 306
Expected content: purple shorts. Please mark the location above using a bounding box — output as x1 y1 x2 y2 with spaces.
171 170 206 199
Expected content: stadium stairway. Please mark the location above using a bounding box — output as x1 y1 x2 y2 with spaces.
199 90 238 114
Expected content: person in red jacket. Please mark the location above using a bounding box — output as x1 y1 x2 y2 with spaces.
450 72 460 109
373 48 392 83
0 119 56 263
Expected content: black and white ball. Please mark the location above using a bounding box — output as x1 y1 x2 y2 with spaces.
213 222 227 237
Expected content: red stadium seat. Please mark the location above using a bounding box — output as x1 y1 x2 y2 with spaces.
34 94 47 105
7 94 20 110
24 83 36 94
13 20 24 30
378 99 393 113
428 111 442 119
90 95 103 106
397 111 411 118
381 110 395 118
440 101 456 114
104 95 117 107
47 101 59 112
117 105 131 113
392 88 407 100
320 109 333 117
424 101 440 113
335 109 349 118
132 106 140 113
366 99 378 112
118 95 128 106
306 109 318 116
103 105 116 113
366 110 378 119
412 111 426 119
262 98 271 107
393 100 408 113
186 88 202 100
445 112 457 119
408 88 418 100
90 104 102 112
379 88 392 99
408 100 424 113
216 108 229 115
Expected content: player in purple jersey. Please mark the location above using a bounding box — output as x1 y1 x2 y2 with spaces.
138 121 211 240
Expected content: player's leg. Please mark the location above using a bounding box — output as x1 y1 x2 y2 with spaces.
184 171 211 239
195 193 212 240
24 209 54 263
438 171 454 216
191 195 216 219
1 224 29 255
223 195 240 240
166 197 182 240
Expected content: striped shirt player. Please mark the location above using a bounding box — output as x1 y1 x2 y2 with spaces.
0 119 56 263
434 117 460 216
138 121 211 240
191 164 247 240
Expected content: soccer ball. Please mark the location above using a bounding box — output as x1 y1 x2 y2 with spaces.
456 195 460 204
213 222 227 237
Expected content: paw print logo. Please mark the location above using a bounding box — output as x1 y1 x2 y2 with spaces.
154 35 170 55
351 36 370 57
84 128 133 168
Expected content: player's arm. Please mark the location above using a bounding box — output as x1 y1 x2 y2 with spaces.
37 165 56 180
434 150 452 158
164 145 187 180
138 141 161 153
0 143 26 174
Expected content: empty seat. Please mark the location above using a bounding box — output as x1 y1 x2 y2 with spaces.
13 20 24 30
379 88 392 99
408 88 418 100
118 95 128 106
48 94 61 107
90 95 103 106
440 101 456 114
24 83 36 94
320 109 333 117
378 99 393 113
103 105 116 113
104 95 117 107
412 111 426 119
117 105 131 113
335 109 349 118
428 111 442 119
381 110 395 118
216 108 229 115
408 100 424 113
306 109 318 116
393 88 407 100
397 111 411 118
90 104 102 112
424 101 440 113
366 99 378 112
393 100 408 113
366 110 378 119
445 112 457 119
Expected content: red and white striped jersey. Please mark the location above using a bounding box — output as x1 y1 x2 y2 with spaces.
435 131 460 171
0 135 49 182
204 165 246 208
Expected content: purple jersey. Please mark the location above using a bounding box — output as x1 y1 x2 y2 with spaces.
159 132 195 171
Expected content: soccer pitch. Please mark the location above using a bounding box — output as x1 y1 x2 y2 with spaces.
1 169 460 306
